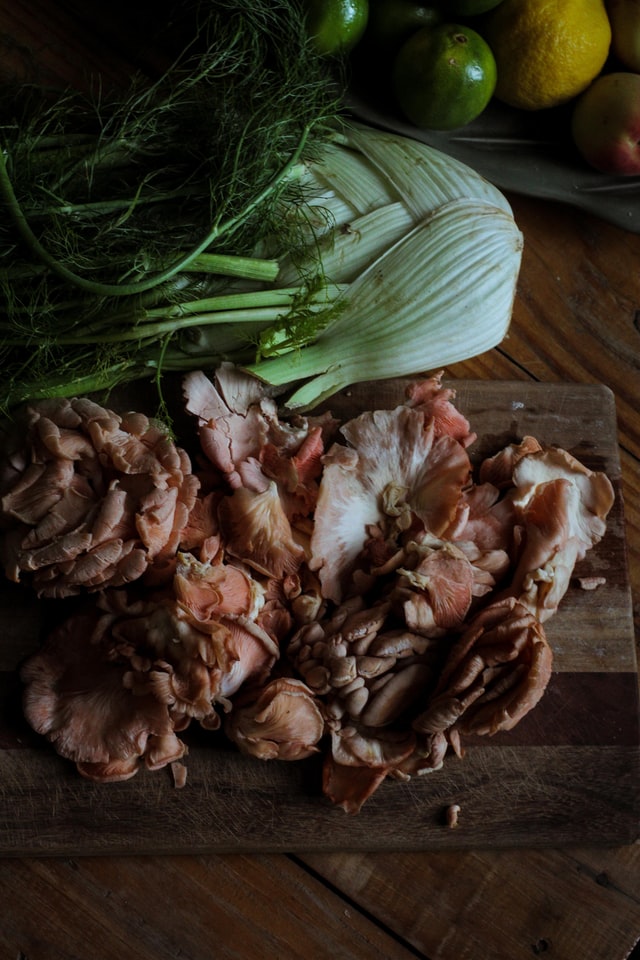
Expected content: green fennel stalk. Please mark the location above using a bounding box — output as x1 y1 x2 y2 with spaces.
0 132 310 298
0 0 344 412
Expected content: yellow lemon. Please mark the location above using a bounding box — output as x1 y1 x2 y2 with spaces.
482 0 612 111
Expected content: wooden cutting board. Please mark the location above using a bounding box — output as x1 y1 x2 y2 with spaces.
0 380 637 856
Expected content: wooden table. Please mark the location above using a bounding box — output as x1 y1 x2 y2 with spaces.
0 3 639 958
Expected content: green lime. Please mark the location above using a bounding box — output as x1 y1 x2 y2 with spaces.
392 23 497 130
445 0 506 14
364 1 443 56
304 0 369 56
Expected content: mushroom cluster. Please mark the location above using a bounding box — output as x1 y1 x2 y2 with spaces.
21 555 281 783
2 366 614 811
0 397 198 596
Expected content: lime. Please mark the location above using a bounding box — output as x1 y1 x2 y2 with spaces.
392 23 497 130
445 0 506 15
364 1 443 56
304 0 369 56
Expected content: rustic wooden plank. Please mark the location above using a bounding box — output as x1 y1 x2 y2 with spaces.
0 854 423 960
503 193 640 462
0 381 637 855
0 0 135 88
620 448 640 642
0 738 637 856
300 843 640 960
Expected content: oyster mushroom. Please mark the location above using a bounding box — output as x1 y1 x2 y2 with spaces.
478 436 544 489
217 482 306 579
503 446 615 621
288 589 445 810
404 372 476 446
225 677 325 760
310 397 473 604
390 536 476 636
183 365 336 509
184 365 336 579
101 576 279 730
259 425 328 522
11 370 616 815
182 365 276 489
0 397 198 597
173 551 259 622
412 596 553 744
323 725 417 814
290 593 440 723
20 610 185 781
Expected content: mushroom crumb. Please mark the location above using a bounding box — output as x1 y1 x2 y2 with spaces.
575 576 607 591
446 804 461 829
171 762 188 789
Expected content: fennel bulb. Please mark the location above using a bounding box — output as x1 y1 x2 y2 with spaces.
247 196 523 410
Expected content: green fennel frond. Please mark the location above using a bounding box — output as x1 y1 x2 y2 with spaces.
0 0 344 409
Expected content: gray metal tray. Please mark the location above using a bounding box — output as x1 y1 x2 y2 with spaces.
348 89 640 234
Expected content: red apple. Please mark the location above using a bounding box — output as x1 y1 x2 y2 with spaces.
571 72 640 176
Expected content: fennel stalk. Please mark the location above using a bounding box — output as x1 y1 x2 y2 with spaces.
0 0 342 412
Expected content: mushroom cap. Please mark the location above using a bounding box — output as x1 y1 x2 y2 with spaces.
225 677 325 761
20 610 178 777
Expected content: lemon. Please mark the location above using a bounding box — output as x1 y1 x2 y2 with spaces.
392 23 497 130
304 0 369 56
482 0 612 111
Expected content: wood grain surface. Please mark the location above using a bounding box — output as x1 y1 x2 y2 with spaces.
0 3 639 959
